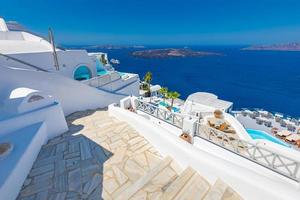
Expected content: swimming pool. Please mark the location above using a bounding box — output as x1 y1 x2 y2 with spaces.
159 101 180 112
246 129 290 147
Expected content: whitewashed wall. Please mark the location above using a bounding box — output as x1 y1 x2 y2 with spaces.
0 66 138 115
109 104 300 200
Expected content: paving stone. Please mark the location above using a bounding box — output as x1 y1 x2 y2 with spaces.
80 139 92 160
20 181 52 197
29 164 54 177
109 147 127 164
109 139 127 151
130 140 148 151
133 153 148 170
103 178 119 194
64 151 80 160
56 142 67 154
68 168 82 192
87 183 102 200
55 160 66 176
82 173 102 196
23 178 32 187
91 150 107 168
112 166 128 185
33 171 54 184
53 173 68 192
38 145 56 160
36 190 48 200
128 136 144 146
49 192 66 200
66 191 80 200
124 159 146 181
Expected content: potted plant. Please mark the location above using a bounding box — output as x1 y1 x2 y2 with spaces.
180 132 192 144
214 109 223 119
143 71 152 97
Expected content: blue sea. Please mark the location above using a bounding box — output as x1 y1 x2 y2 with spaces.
86 46 300 117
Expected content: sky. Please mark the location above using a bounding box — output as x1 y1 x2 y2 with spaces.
1 0 300 45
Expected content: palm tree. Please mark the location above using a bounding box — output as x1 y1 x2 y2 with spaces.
168 91 180 108
159 87 168 102
143 72 152 97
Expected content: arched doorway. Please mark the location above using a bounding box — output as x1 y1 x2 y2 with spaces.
73 65 92 81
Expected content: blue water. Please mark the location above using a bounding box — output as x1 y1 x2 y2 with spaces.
84 46 300 117
246 129 290 147
159 101 180 112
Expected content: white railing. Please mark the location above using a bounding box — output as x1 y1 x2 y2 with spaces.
195 123 300 182
82 73 114 88
136 100 184 128
134 98 300 182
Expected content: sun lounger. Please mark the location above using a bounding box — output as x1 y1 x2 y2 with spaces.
285 134 300 143
280 120 287 127
264 121 272 127
256 118 263 125
287 124 296 132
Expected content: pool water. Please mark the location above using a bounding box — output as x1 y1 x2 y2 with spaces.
246 129 290 147
159 101 180 112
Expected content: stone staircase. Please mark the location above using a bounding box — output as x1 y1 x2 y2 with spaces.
115 156 243 200
17 109 243 199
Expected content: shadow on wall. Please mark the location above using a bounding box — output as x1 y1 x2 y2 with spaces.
17 108 113 199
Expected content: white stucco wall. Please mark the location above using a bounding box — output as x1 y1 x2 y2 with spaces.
0 122 47 200
109 104 300 200
0 66 135 116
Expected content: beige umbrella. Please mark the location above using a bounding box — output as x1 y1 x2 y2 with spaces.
286 134 300 142
276 130 291 137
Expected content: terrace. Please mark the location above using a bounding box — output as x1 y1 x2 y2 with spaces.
17 108 242 199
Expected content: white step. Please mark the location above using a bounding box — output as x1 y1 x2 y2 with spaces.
115 156 173 200
162 167 196 200
172 173 211 200
203 179 243 200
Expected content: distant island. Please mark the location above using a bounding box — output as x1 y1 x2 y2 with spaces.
68 45 145 50
242 42 300 51
131 48 223 58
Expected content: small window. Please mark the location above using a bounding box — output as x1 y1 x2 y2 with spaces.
28 95 44 103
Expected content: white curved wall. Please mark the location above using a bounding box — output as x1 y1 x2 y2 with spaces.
0 66 134 115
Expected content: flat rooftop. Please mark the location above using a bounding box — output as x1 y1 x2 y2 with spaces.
186 92 233 111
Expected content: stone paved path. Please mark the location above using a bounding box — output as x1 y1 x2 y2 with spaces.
17 109 163 200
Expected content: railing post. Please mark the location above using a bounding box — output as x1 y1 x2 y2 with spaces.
182 116 198 142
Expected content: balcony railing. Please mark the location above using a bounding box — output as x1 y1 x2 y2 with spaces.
136 99 184 128
195 123 300 182
134 98 300 182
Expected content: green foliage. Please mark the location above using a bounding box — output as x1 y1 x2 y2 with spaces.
167 91 181 107
100 54 107 65
143 71 152 84
143 71 153 93
159 87 168 102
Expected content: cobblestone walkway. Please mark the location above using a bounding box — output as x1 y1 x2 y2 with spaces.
17 109 163 200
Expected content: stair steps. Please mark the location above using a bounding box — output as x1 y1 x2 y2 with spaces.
203 179 243 200
162 167 196 199
172 172 210 200
115 156 174 200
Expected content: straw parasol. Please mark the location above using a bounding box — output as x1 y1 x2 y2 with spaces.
276 130 291 137
286 134 300 142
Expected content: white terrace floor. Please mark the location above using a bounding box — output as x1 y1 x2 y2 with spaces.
17 109 242 200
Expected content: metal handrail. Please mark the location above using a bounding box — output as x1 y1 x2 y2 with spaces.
0 53 48 72
195 123 300 182
134 98 300 182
